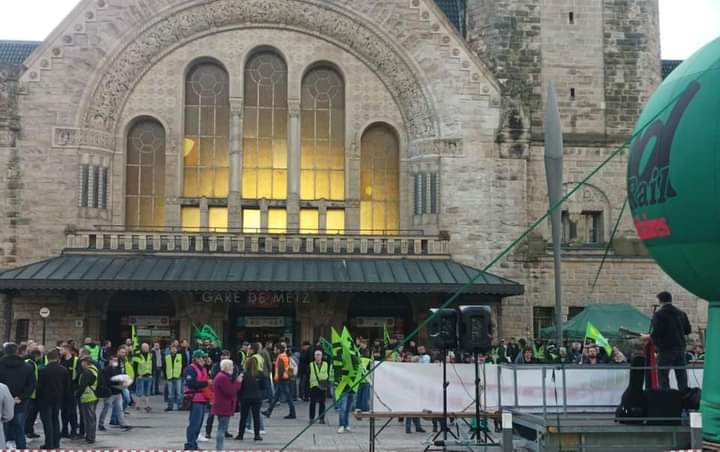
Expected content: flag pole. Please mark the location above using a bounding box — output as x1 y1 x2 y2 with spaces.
544 81 565 351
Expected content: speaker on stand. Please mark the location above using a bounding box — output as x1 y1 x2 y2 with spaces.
459 305 493 444
427 308 458 448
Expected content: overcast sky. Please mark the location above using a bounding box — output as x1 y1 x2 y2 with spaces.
0 0 717 60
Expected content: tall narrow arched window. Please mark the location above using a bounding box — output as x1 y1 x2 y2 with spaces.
243 52 288 201
360 124 400 234
183 62 230 198
301 67 345 202
125 118 166 229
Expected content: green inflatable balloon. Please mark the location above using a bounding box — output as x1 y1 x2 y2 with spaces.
628 37 720 300
628 36 720 444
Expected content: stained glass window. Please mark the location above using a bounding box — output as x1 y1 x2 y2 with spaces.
243 52 288 200
126 119 166 229
183 62 230 198
360 124 400 234
301 67 345 201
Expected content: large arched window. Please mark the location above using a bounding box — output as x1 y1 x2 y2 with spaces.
300 66 345 201
360 124 400 234
183 62 230 198
125 118 166 229
242 52 288 201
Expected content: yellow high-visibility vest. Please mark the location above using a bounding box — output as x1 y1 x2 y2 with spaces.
80 365 98 404
164 353 183 380
133 353 152 376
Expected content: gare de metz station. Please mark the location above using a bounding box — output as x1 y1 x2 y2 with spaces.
0 0 704 350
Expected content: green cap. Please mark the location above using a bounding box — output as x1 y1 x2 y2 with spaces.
192 349 208 359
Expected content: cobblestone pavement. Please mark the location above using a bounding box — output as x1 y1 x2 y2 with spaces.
27 395 469 451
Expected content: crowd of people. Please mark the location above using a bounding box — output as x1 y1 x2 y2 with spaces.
0 291 702 450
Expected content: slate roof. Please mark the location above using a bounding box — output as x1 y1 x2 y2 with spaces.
0 254 524 295
0 40 40 65
435 0 465 35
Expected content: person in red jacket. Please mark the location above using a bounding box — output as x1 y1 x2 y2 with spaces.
211 359 242 450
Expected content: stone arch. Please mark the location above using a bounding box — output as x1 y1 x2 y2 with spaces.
79 0 439 140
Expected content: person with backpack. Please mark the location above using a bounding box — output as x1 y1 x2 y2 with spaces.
76 356 99 444
262 343 296 419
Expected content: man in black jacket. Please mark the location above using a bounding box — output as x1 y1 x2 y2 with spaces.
649 291 692 391
298 342 312 402
98 355 130 432
38 349 70 449
0 342 36 449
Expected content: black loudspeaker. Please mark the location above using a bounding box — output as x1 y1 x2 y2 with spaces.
428 308 458 349
458 305 492 353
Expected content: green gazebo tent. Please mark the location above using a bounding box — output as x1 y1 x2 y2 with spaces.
539 303 651 339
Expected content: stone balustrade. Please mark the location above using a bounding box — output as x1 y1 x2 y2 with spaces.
64 230 451 257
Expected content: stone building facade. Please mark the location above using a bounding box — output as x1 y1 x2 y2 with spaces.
0 0 705 347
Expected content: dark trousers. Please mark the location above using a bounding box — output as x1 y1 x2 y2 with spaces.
184 402 206 450
205 411 215 437
299 373 310 400
80 401 97 442
25 398 38 434
39 400 62 448
405 417 422 432
267 380 295 416
77 394 85 435
153 367 163 395
5 399 28 448
61 394 78 436
238 399 261 439
309 387 326 421
658 350 688 392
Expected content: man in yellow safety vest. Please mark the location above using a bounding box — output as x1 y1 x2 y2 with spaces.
163 344 184 411
77 357 99 444
132 343 153 413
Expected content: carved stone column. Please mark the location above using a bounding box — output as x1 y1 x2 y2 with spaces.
228 101 243 229
287 100 301 232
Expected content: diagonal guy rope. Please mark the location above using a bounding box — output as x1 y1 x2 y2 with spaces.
281 64 715 451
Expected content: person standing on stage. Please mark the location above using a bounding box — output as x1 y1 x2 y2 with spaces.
647 291 692 391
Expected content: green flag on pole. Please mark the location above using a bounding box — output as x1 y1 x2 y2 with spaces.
383 322 391 346
131 324 139 354
585 321 612 356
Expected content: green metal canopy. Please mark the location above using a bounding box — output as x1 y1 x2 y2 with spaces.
0 254 524 295
539 303 652 339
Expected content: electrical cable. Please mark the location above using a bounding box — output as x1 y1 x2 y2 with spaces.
281 63 718 451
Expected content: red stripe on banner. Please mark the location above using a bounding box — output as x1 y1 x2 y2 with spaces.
634 217 671 240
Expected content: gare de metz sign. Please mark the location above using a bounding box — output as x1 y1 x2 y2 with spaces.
200 290 311 307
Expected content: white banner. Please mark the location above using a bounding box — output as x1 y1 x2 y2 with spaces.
371 363 704 413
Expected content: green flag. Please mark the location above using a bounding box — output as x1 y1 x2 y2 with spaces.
319 337 334 359
383 322 391 346
585 321 612 356
131 324 139 353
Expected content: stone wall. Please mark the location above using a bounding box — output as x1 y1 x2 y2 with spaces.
0 0 700 344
